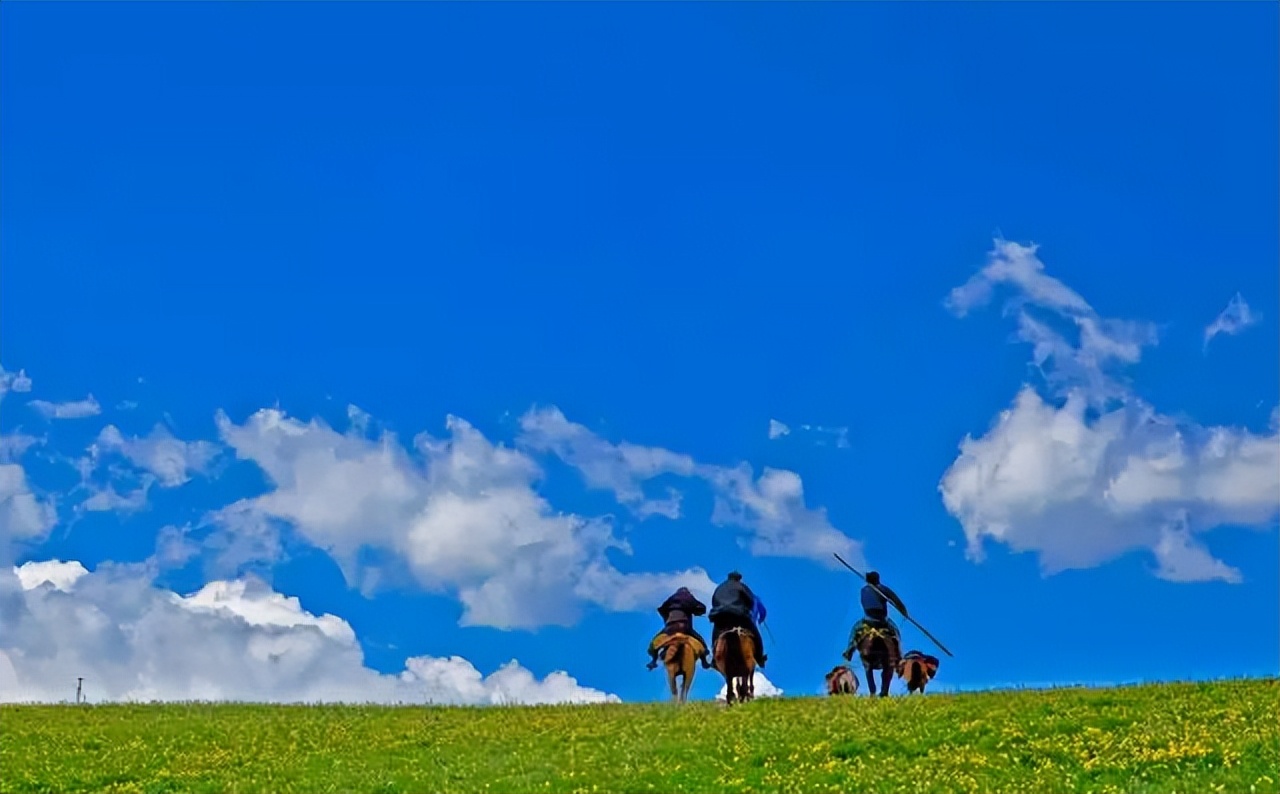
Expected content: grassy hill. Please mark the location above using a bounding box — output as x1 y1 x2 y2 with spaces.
2 678 1276 794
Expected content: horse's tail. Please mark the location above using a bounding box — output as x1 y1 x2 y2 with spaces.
722 627 746 672
666 634 687 664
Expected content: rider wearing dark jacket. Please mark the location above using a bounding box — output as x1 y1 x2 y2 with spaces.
709 571 767 668
860 571 908 623
844 570 907 662
647 587 712 669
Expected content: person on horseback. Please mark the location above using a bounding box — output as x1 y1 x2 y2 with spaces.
647 586 712 670
709 571 767 668
844 570 908 661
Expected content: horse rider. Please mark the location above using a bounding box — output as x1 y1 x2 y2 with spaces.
844 570 908 660
709 571 768 668
646 586 713 670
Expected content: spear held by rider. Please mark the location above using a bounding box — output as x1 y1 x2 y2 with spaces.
832 552 954 658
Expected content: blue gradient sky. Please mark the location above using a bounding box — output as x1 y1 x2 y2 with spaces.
2 2 1276 704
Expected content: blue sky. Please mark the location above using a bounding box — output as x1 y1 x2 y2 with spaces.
1 3 1276 704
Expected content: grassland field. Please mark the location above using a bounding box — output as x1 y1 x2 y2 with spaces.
2 678 1276 794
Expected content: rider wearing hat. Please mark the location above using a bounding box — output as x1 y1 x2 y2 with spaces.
646 586 713 670
709 571 767 668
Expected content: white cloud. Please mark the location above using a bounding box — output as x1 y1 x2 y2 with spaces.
940 240 1279 583
519 407 696 519
715 670 783 701
80 483 151 514
0 434 39 465
946 239 1094 319
212 408 709 630
769 419 849 448
1152 521 1243 584
12 559 88 591
0 367 33 395
92 424 221 488
705 464 863 566
0 463 57 548
0 366 56 554
1204 293 1260 349
29 395 102 420
517 407 864 568
0 560 618 705
799 424 850 449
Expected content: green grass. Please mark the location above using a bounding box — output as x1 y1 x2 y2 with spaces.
2 679 1277 794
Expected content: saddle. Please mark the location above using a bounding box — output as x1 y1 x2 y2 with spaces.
903 650 938 664
851 618 898 644
847 619 903 669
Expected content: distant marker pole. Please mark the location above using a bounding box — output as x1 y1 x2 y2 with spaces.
833 552 954 658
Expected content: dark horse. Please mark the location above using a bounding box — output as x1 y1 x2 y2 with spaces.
849 621 901 697
714 626 756 705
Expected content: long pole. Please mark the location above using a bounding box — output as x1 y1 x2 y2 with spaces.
833 552 954 658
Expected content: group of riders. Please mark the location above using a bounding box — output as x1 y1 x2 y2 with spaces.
645 569 910 675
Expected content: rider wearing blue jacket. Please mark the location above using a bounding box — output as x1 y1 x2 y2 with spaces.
844 570 908 661
860 571 908 623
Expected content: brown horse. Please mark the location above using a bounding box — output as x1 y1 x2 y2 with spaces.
657 633 702 703
852 622 901 697
825 665 858 696
897 651 940 694
714 626 756 704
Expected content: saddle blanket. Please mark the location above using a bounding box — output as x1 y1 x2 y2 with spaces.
648 631 706 658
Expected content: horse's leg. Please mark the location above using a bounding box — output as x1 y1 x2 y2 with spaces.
864 667 876 696
879 668 891 698
666 647 680 702
679 648 694 703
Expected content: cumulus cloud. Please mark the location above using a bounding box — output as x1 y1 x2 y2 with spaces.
518 407 864 568
0 560 618 705
715 670 783 701
768 420 791 440
212 408 710 630
91 424 221 488
28 395 102 420
1204 293 1260 349
940 240 1279 583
